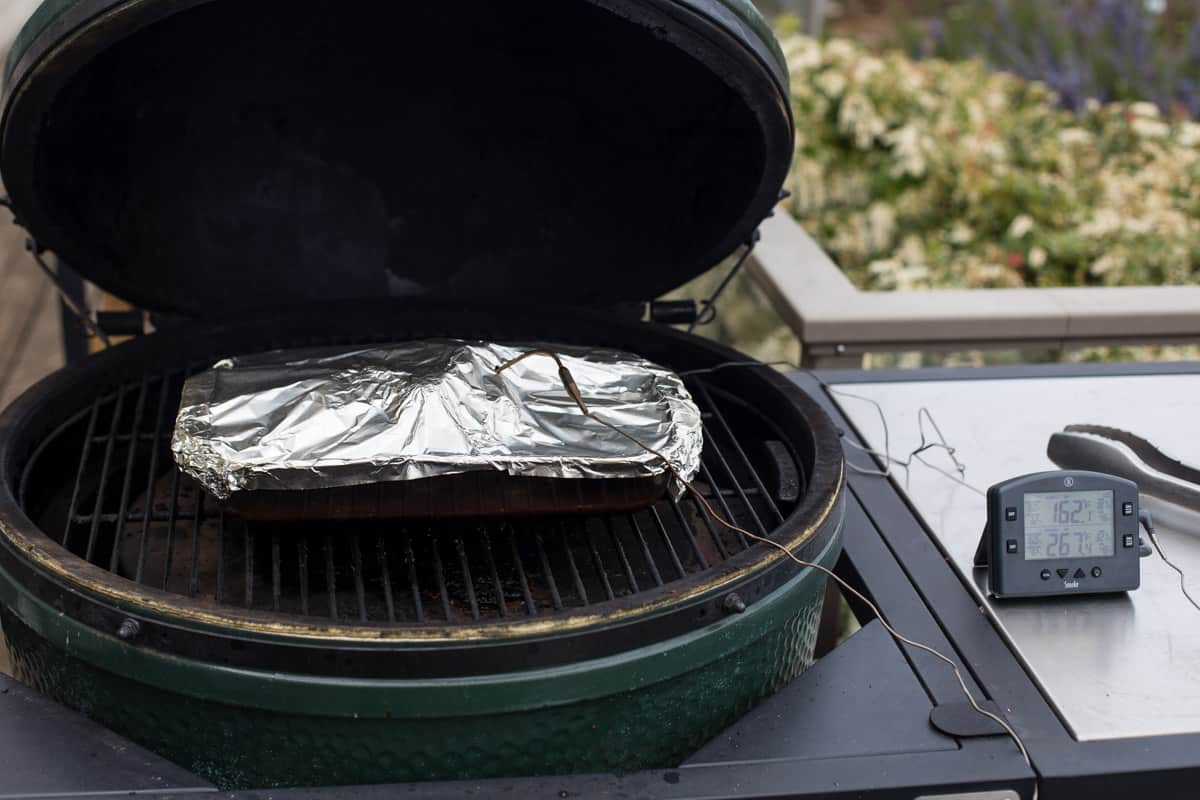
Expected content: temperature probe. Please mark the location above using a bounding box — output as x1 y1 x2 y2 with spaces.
975 470 1143 598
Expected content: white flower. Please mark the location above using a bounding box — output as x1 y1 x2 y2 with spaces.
823 39 858 62
851 55 885 83
1057 127 1093 147
1089 253 1124 277
948 221 975 245
1177 121 1200 149
1129 101 1161 119
883 124 929 178
838 92 887 149
895 265 931 291
897 235 927 266
1131 117 1170 140
1028 246 1047 270
866 202 897 252
1007 214 1035 239
815 70 847 98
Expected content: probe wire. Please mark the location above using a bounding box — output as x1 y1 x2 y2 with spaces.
496 350 1035 791
1141 512 1200 615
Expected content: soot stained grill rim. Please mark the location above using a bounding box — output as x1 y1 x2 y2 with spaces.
0 302 844 678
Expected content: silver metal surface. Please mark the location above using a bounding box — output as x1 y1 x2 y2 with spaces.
1049 425 1200 511
915 791 1019 800
172 340 702 499
833 374 1200 742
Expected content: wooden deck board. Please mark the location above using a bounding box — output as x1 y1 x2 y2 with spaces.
0 0 70 679
0 215 63 411
0 186 64 676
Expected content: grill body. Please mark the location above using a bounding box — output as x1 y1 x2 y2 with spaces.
0 303 844 788
0 548 833 787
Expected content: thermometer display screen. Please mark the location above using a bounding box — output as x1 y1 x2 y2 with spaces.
1023 490 1114 561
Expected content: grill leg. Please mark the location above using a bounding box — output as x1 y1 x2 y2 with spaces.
814 578 843 658
56 259 90 365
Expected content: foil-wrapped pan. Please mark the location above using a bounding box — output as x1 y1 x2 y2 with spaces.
171 340 703 501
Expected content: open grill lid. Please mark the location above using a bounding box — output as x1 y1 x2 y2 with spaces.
0 0 793 317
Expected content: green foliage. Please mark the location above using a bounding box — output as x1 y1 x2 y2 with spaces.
779 35 1200 292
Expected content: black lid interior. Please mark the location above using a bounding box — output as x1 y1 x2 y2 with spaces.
1 0 792 315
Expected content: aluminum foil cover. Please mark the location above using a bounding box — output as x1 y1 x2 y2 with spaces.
171 340 703 500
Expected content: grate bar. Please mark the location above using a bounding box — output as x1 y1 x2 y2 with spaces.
135 377 172 582
271 532 282 612
160 466 181 591
508 527 537 616
586 524 616 601
699 461 749 551
699 420 770 537
535 532 564 610
629 514 665 586
431 535 452 620
667 496 712 569
405 536 425 622
189 493 204 597
244 527 255 608
297 538 310 616
604 518 639 594
480 531 508 618
62 400 101 547
562 530 590 606
350 535 368 622
109 379 149 573
693 383 785 525
85 387 126 563
648 506 687 578
377 535 397 623
216 511 226 604
456 537 480 621
324 535 338 620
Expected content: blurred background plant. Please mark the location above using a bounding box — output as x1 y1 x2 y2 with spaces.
907 0 1200 117
671 2 1200 367
780 34 1200 292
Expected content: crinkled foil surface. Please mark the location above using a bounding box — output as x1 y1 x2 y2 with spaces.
171 340 703 500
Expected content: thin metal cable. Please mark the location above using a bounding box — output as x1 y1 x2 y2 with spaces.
681 359 982 495
496 350 1036 789
686 235 759 334
1148 531 1200 615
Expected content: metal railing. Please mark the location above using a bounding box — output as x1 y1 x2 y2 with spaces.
748 212 1200 368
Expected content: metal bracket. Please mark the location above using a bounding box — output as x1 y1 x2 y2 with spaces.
0 195 112 348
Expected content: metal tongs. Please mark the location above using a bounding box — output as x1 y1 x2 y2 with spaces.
1048 425 1200 512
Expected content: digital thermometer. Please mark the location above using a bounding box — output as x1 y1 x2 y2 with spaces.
975 470 1141 598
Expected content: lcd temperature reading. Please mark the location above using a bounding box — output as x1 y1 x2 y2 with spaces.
1023 490 1114 561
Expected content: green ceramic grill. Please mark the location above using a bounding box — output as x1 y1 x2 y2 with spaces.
0 0 845 791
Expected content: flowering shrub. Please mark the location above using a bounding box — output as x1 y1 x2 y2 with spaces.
914 0 1200 117
780 34 1200 292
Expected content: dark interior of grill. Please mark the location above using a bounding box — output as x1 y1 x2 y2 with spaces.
31 0 769 314
17 364 805 627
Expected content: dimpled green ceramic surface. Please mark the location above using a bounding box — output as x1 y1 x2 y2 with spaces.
1 531 838 789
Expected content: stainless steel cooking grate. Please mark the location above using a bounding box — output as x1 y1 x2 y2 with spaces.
21 368 802 626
